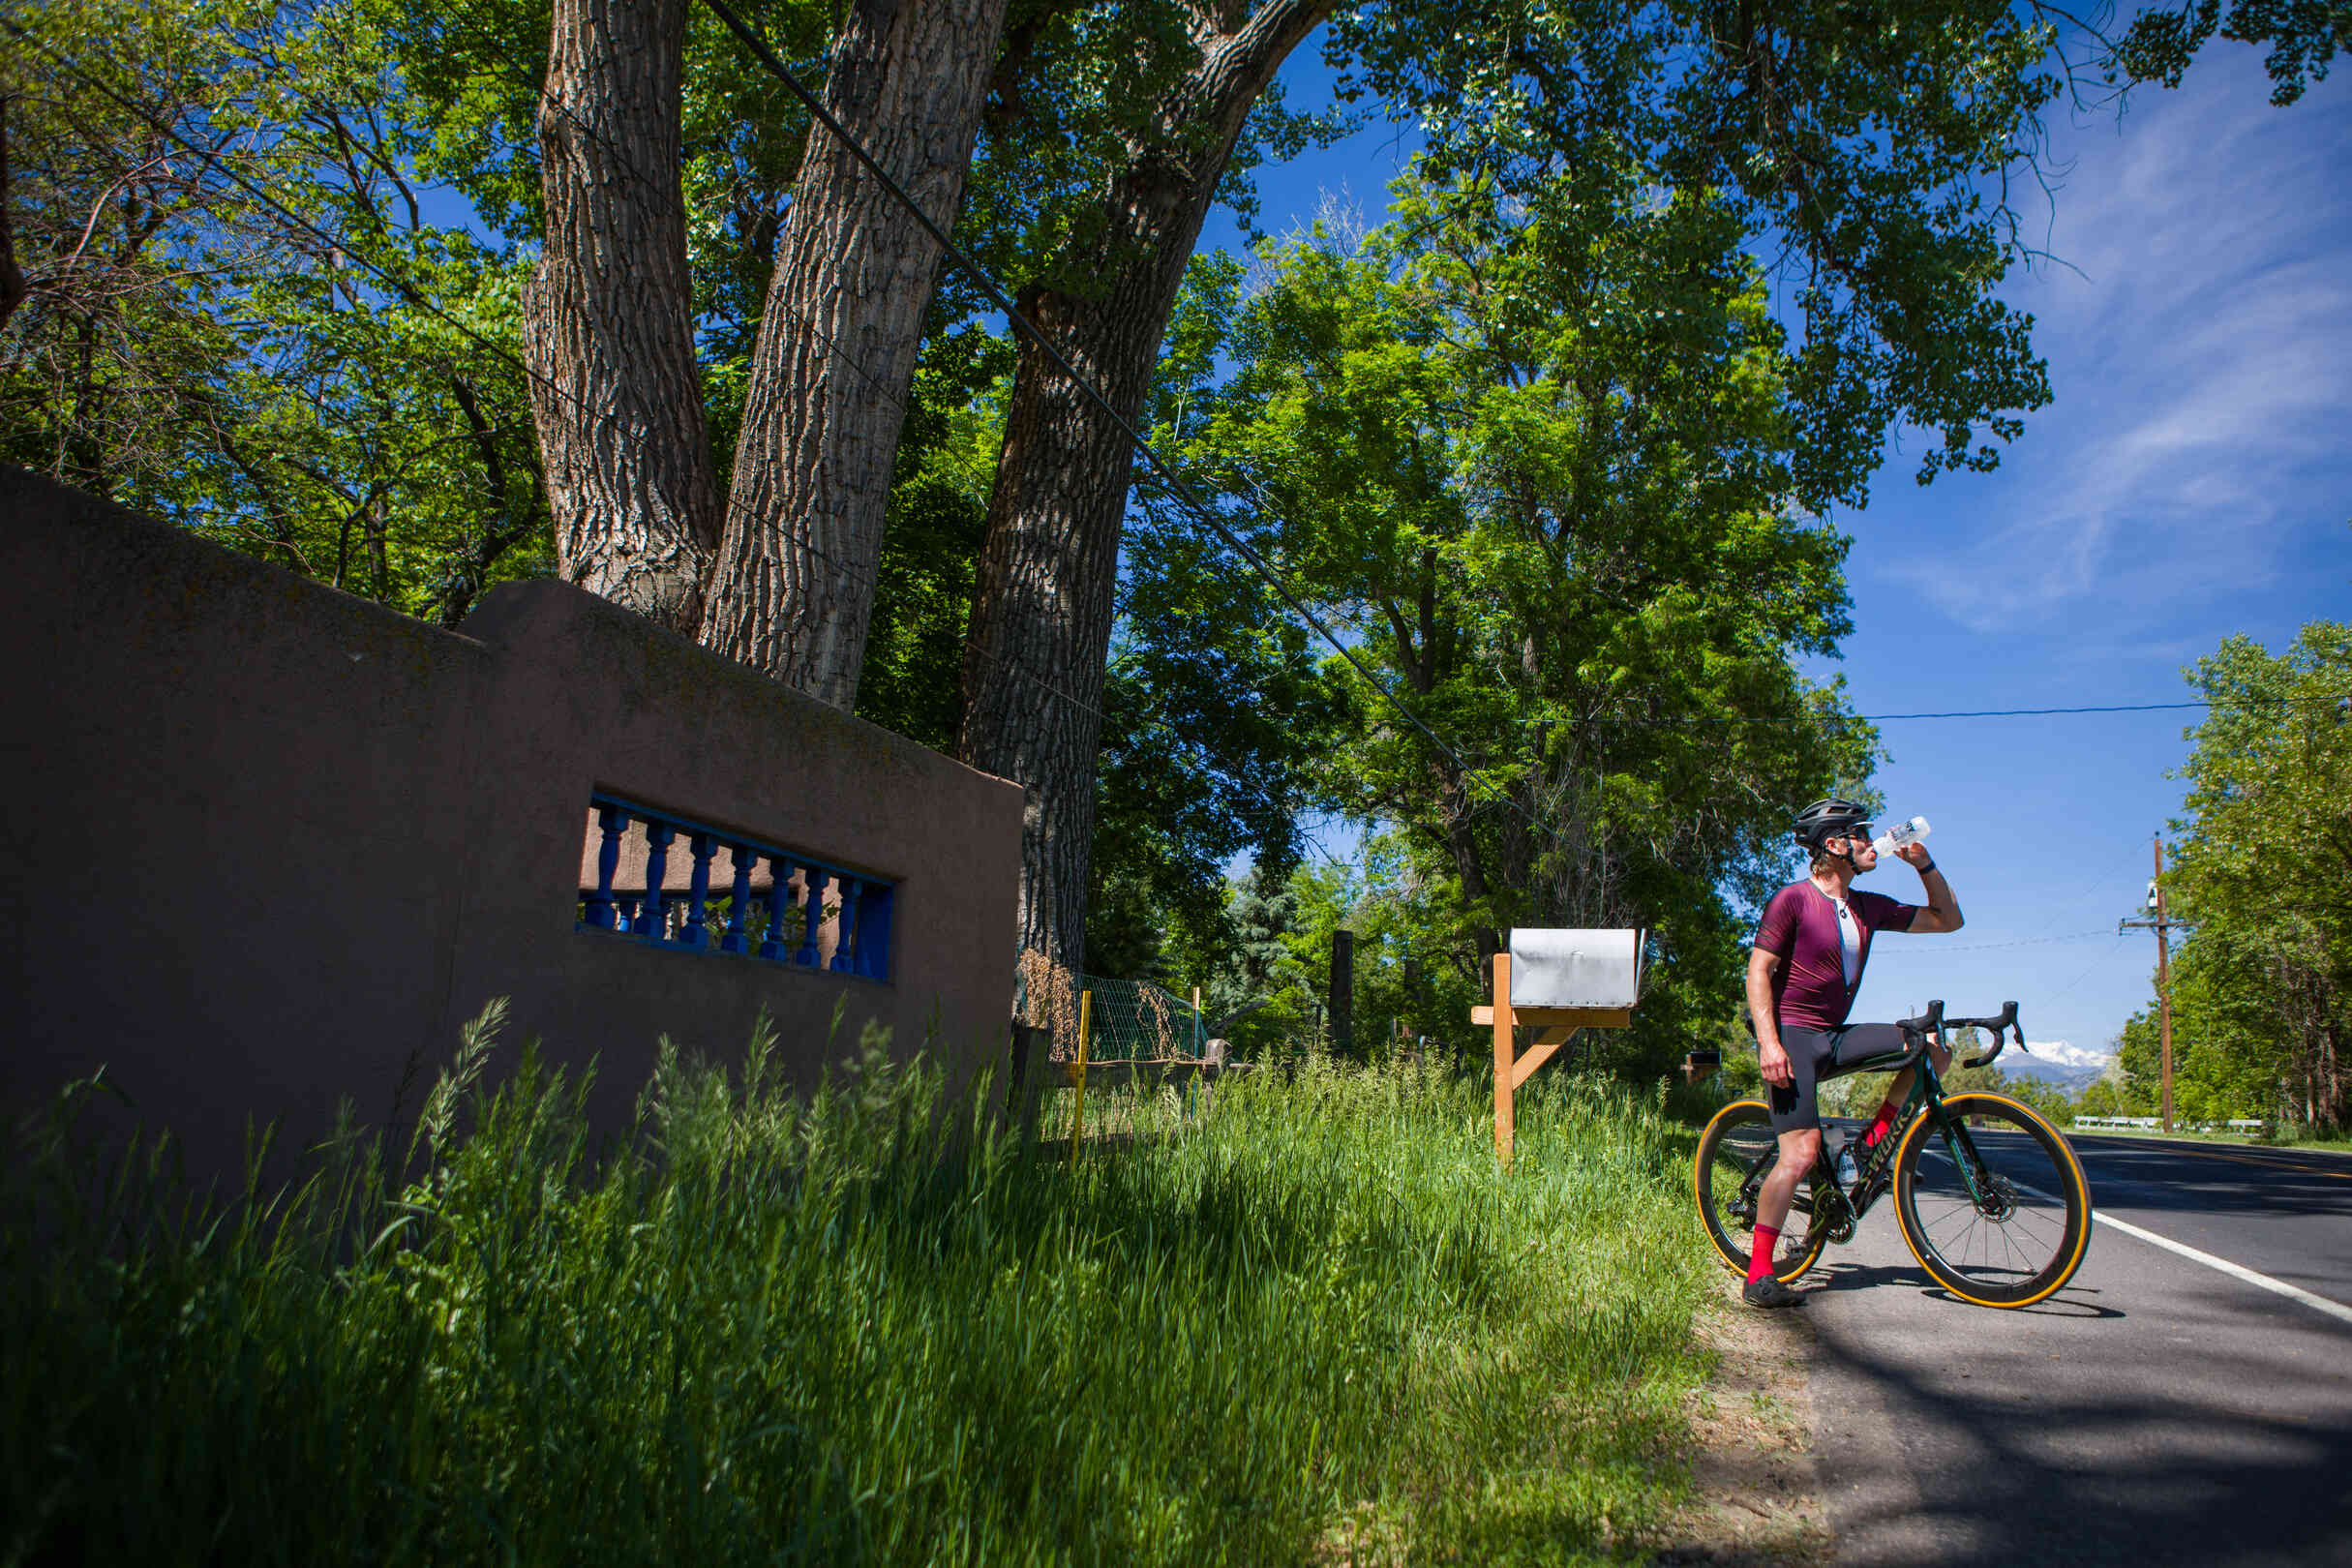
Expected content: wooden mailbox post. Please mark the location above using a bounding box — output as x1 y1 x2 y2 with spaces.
1474 931 1643 1161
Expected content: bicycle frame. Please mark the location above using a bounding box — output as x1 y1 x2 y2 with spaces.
1794 1027 2007 1238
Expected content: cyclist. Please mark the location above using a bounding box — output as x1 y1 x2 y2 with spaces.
1739 798 1963 1308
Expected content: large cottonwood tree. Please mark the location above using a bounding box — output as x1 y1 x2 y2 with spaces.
951 0 2348 972
1176 168 1881 1056
527 0 721 632
526 0 1012 692
695 0 1013 706
2136 624 2352 1131
955 0 1334 968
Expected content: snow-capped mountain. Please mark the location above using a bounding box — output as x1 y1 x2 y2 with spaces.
1998 1039 2118 1093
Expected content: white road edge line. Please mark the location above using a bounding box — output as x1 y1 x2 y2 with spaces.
1926 1145 2352 1327
2094 1212 2352 1328
2002 1167 2352 1328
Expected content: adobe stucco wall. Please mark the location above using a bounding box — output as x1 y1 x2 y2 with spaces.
0 468 1023 1185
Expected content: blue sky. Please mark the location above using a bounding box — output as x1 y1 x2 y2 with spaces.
1205 41 2352 1066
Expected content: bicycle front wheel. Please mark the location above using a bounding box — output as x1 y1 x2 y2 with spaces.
1694 1100 1829 1283
1892 1093 2094 1309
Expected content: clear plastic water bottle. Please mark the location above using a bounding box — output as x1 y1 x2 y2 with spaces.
1872 815 1932 858
1834 1137 1859 1191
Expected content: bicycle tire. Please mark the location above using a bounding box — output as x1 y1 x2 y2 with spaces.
1891 1092 2094 1309
1694 1100 1831 1284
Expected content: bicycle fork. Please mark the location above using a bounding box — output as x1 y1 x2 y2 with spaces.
1918 1105 2011 1217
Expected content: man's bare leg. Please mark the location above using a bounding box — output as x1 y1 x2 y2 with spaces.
1755 1127 1822 1242
1741 1125 1821 1306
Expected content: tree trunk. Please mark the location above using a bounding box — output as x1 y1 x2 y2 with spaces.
698 0 1012 709
956 0 1332 971
0 95 29 334
525 0 721 635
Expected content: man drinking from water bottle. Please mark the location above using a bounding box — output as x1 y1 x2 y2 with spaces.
1739 798 1964 1308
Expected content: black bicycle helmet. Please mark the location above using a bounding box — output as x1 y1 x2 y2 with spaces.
1793 797 1870 851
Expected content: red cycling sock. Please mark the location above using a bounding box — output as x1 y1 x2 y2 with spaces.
1864 1098 1901 1147
1747 1223 1783 1285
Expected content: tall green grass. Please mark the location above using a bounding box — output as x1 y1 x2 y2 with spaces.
2 1009 1716 1566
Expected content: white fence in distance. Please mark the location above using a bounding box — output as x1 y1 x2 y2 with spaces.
2072 1116 2268 1133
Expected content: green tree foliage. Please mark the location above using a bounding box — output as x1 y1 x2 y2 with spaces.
1083 257 1342 980
848 323 1013 748
2 1 558 621
2114 0 2349 105
1161 167 1877 1070
2128 622 2352 1129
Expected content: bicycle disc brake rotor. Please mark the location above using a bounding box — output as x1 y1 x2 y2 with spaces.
1975 1173 2018 1222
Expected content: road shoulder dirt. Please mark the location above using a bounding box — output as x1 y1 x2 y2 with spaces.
1648 1278 1831 1566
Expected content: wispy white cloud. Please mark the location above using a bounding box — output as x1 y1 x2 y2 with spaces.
1866 54 2352 625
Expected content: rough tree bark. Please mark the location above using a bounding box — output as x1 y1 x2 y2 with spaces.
697 0 1013 709
525 0 722 635
956 0 1333 971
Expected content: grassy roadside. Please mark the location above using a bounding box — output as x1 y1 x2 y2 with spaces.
2 1008 1722 1566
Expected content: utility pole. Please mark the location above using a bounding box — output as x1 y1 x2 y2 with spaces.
2118 834 2177 1133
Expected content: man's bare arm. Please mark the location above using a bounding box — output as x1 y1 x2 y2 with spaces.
1900 843 1963 933
1747 947 1793 1086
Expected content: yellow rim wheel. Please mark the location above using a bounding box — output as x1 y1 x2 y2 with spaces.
1890 1093 2094 1309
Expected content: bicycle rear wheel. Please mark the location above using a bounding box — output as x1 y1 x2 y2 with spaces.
1892 1093 2093 1308
1694 1100 1830 1283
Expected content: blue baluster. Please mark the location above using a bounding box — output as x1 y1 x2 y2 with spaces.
829 875 860 973
583 804 626 929
758 854 791 960
638 822 674 939
618 894 642 932
855 881 894 980
795 866 827 967
679 832 715 950
720 842 754 954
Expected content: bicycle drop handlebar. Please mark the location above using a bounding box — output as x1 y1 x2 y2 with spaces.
1895 1000 2025 1070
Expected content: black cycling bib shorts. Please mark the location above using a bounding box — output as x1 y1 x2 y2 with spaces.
1765 1022 1910 1135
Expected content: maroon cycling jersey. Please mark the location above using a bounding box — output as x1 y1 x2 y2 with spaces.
1753 881 1919 1030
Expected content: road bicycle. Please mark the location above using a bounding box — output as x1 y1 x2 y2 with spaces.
1693 1002 2096 1310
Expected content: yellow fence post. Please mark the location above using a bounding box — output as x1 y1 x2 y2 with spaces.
1191 985 1203 1117
1069 988 1092 1167
1492 953 1516 1162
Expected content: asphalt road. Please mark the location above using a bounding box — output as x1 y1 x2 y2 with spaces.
1795 1128 2352 1568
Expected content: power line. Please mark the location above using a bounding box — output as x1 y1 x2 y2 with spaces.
13 16 936 615
1582 697 2349 728
693 0 1536 825
43 6 2331 807
1856 702 2211 721
1914 928 2127 954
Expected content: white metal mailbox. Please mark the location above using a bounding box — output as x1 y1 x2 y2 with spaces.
1507 927 1646 1010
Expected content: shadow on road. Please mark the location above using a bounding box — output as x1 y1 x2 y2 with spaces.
1804 1259 2127 1319
1812 1271 2352 1567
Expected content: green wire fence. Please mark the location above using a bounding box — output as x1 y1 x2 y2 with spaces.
1015 950 1206 1063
